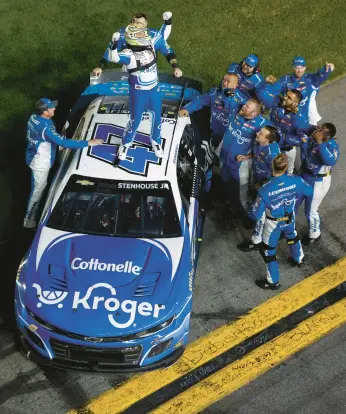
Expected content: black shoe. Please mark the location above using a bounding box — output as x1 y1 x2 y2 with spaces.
255 280 281 290
237 241 261 252
302 235 321 246
288 257 304 267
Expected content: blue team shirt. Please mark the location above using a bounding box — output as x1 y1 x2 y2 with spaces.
221 109 268 168
270 105 310 149
227 62 264 96
26 114 88 170
252 141 280 183
248 173 312 220
183 87 248 137
301 137 339 179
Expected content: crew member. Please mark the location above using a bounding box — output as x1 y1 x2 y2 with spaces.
227 54 264 96
220 98 267 221
24 98 103 229
299 123 339 245
270 89 310 174
237 126 281 251
178 73 248 191
248 154 312 290
266 56 335 125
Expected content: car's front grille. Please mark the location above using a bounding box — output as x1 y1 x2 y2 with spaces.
50 338 142 369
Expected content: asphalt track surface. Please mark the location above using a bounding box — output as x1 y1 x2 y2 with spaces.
0 77 345 413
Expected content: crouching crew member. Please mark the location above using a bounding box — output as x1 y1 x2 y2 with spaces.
248 154 312 290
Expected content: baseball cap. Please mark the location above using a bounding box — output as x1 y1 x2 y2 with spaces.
292 56 306 67
35 98 58 114
244 54 259 68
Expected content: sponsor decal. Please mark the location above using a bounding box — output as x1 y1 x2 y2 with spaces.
269 184 296 196
71 258 142 275
33 282 165 329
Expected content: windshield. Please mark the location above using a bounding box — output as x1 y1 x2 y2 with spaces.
47 175 181 238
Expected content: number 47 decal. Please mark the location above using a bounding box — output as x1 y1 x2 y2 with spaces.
88 123 164 176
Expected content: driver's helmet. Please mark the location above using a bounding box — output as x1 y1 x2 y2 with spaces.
124 24 151 46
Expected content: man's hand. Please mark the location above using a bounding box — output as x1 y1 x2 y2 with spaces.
112 32 121 42
163 11 172 21
88 139 103 146
92 67 102 77
236 155 246 162
325 62 335 72
178 109 189 117
174 68 183 77
265 75 277 84
312 129 325 144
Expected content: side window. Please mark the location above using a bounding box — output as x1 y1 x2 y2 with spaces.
177 124 196 203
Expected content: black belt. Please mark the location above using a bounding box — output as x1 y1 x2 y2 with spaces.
266 213 293 222
281 146 293 152
317 171 331 177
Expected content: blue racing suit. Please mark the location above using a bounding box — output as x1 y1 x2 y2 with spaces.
99 25 176 69
183 87 248 190
24 114 89 226
248 173 312 284
108 40 162 146
278 66 331 125
270 105 310 173
250 141 280 245
228 62 264 97
220 109 268 213
299 136 339 239
252 141 280 184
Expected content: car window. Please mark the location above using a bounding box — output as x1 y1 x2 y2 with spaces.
47 176 182 238
177 124 196 202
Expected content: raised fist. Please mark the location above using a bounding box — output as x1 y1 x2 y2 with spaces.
112 32 121 42
163 11 172 21
325 62 335 72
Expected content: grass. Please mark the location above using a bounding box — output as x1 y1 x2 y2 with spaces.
0 0 346 236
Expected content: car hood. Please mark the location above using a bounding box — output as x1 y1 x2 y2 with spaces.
22 227 186 336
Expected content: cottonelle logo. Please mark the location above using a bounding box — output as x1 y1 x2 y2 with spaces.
71 258 142 276
33 282 165 329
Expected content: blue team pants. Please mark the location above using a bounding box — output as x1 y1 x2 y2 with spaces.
123 85 162 146
261 217 304 284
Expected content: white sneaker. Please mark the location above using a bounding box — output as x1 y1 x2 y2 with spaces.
118 144 130 161
151 143 164 158
23 218 37 229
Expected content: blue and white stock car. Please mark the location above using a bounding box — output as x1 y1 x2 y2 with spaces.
15 71 206 372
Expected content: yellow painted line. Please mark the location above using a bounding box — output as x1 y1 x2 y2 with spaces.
69 257 346 414
151 297 346 414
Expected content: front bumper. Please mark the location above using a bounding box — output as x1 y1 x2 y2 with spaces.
17 331 185 373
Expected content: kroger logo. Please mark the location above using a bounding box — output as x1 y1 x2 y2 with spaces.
71 258 141 276
32 283 165 329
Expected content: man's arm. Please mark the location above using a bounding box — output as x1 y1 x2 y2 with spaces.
93 29 126 76
317 141 340 166
44 128 102 149
178 90 213 116
248 192 266 221
108 33 132 65
310 62 335 88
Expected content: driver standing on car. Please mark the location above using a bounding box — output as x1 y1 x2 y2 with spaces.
93 12 182 78
108 24 169 160
24 98 103 229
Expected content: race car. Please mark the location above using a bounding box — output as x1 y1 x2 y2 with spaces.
15 70 207 372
